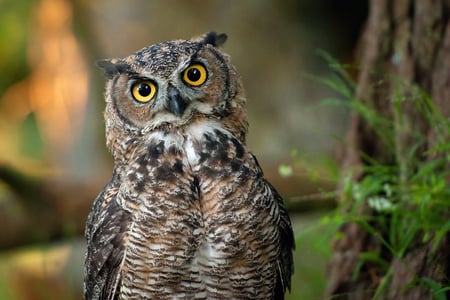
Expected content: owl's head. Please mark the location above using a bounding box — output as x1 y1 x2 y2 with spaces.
98 32 248 160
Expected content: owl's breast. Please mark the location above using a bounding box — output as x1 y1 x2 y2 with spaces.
118 132 206 298
119 125 278 298
182 123 280 298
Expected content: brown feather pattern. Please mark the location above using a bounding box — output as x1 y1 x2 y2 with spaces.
84 32 294 300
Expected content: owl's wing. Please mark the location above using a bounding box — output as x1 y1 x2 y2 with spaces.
251 154 295 299
270 182 295 299
84 181 131 300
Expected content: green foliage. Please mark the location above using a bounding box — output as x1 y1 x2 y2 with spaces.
282 51 449 299
318 52 450 297
419 277 450 300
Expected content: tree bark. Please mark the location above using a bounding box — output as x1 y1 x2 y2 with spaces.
325 0 450 299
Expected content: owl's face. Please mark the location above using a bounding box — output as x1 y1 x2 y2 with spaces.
98 33 248 160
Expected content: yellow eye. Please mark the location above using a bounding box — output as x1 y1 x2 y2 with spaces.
182 64 207 86
131 80 157 103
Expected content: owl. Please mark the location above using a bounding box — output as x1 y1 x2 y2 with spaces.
84 32 294 300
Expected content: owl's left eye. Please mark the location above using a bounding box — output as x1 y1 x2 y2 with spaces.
182 64 207 86
131 81 157 103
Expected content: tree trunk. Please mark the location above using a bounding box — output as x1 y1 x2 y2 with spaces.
325 0 450 299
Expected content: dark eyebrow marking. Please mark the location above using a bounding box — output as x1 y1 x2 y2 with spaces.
201 32 228 47
96 59 131 79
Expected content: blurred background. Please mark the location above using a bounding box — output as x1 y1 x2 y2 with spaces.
0 0 367 299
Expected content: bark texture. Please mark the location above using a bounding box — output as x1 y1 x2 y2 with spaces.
325 0 450 299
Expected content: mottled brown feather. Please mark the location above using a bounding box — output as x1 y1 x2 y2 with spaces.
84 32 294 300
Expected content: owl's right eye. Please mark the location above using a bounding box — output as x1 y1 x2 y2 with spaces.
131 81 157 103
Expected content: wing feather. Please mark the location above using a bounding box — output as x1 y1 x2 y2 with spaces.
270 182 295 299
84 181 131 300
251 154 295 299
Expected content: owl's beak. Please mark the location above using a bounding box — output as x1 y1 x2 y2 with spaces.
166 84 188 117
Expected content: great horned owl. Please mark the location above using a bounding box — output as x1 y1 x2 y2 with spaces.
84 32 294 300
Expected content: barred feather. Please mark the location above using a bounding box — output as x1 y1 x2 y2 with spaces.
84 32 294 300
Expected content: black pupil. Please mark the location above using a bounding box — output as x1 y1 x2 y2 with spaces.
138 83 151 97
187 68 201 81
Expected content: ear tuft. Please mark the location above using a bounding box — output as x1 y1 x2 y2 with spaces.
201 32 228 47
96 59 129 79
